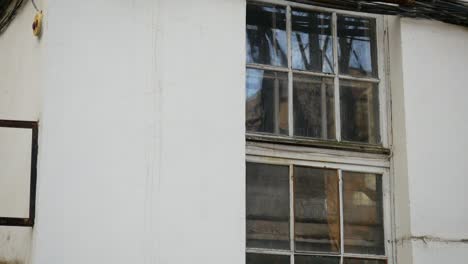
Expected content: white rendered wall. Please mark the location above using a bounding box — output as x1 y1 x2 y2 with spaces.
392 17 468 264
8 1 468 264
31 0 245 264
0 1 43 263
154 0 245 263
32 0 156 263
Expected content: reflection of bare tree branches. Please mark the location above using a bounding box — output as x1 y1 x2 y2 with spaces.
322 35 334 71
296 33 310 69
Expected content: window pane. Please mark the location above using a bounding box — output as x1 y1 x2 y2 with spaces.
343 258 386 264
294 167 340 253
247 253 290 264
247 163 290 250
293 75 335 140
340 80 380 144
292 10 333 73
343 172 385 255
295 255 340 264
338 15 377 78
246 69 289 135
247 3 287 67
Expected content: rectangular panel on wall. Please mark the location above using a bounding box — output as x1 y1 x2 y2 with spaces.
0 120 38 226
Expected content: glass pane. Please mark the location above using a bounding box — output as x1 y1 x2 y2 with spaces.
343 258 386 264
246 69 289 135
294 167 340 253
340 80 380 144
295 255 340 264
343 172 385 255
293 75 335 140
292 9 333 73
246 253 290 264
247 3 287 67
338 15 378 78
247 163 290 250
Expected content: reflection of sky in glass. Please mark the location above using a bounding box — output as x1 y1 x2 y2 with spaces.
246 69 264 98
291 10 333 73
348 38 372 73
292 33 333 73
246 27 287 66
246 4 287 67
270 30 287 66
338 16 376 77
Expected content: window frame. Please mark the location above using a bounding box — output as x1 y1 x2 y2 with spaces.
0 119 38 227
245 0 394 263
246 0 390 151
246 150 393 264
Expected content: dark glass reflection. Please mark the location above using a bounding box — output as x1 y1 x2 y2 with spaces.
343 258 386 264
343 172 385 255
292 9 333 73
340 80 380 144
294 167 340 253
293 75 335 139
295 255 340 264
247 253 290 264
247 163 290 250
338 15 377 77
246 68 289 135
247 3 287 67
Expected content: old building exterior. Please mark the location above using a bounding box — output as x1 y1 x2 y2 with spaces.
0 0 467 264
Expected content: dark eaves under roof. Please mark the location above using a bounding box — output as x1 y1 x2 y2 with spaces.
0 0 24 34
292 0 468 28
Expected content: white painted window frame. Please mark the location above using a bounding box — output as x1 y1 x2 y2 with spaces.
247 0 390 148
246 0 394 263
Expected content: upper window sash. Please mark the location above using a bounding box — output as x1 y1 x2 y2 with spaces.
246 0 389 148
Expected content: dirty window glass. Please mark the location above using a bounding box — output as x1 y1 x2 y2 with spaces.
343 259 386 264
247 253 290 264
293 75 335 140
295 255 340 264
247 163 290 250
294 167 340 253
292 9 333 73
337 15 378 78
340 80 380 144
246 68 289 135
246 3 384 146
343 172 385 255
247 3 287 67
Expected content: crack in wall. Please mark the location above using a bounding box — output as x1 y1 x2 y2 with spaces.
396 235 468 245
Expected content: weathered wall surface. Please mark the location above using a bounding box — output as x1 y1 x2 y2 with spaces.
394 17 468 264
30 0 245 263
154 0 245 263
31 0 156 263
387 15 414 264
3 1 467 264
0 1 43 263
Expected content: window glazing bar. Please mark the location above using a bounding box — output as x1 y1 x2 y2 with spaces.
339 169 344 264
292 69 335 78
339 74 380 83
247 63 289 73
289 164 295 262
287 5 294 137
332 12 341 142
